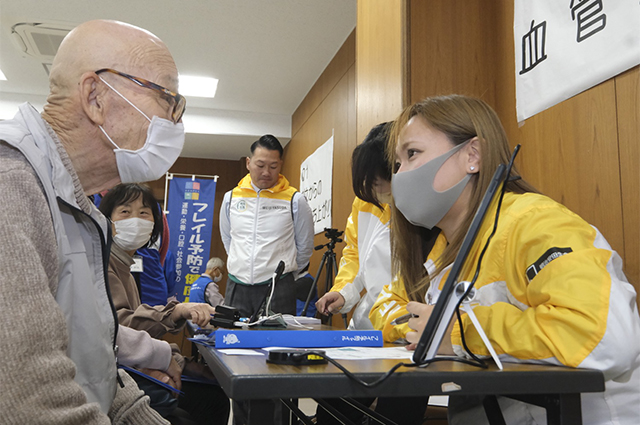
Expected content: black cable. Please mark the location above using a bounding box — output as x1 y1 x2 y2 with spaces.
292 351 484 388
454 145 521 361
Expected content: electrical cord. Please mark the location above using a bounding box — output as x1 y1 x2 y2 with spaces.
454 145 521 362
289 350 487 388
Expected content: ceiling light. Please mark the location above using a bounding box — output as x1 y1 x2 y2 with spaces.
178 75 218 98
0 69 6 80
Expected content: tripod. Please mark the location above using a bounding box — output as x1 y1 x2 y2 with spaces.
302 228 347 327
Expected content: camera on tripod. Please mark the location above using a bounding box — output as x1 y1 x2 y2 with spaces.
315 228 343 251
303 227 347 326
323 228 343 242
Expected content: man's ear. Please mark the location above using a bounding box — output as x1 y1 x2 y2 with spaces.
465 137 481 174
79 71 107 126
245 156 251 171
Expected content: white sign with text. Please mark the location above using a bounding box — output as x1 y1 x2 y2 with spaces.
514 0 640 122
300 135 334 234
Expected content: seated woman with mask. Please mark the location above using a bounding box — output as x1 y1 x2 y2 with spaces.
100 183 230 424
370 94 640 425
100 183 216 336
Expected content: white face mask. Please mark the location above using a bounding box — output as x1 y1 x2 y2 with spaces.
98 76 185 183
392 142 471 230
113 217 154 251
213 273 223 283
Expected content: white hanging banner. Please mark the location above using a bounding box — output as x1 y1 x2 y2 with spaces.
514 0 640 122
300 135 334 234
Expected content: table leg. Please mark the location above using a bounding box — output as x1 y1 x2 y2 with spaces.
482 395 507 425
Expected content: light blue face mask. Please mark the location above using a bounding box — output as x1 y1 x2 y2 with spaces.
392 142 471 230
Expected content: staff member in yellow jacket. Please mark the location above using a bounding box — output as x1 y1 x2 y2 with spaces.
370 94 640 424
316 122 392 330
220 134 314 318
315 123 430 424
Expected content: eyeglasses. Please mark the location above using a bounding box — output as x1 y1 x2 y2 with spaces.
95 68 186 123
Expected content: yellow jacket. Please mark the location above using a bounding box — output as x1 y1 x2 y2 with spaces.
331 197 391 329
370 192 640 423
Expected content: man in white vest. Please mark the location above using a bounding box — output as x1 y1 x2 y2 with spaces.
0 20 188 424
220 135 314 318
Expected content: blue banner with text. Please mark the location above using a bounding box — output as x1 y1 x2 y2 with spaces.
166 177 216 301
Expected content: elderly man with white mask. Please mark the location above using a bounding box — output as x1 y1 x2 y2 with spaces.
0 20 188 424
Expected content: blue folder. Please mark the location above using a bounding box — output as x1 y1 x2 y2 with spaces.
118 365 184 395
214 328 383 349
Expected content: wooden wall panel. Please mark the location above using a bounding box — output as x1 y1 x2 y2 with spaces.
284 65 356 290
292 30 356 137
356 0 407 142
146 156 245 296
285 31 357 327
409 0 497 106
616 66 640 296
501 83 624 258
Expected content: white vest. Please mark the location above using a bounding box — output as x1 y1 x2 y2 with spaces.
227 175 298 284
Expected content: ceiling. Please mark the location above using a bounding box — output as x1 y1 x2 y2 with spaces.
0 0 356 160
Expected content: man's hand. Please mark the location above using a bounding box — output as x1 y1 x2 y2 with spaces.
316 291 345 315
171 302 216 327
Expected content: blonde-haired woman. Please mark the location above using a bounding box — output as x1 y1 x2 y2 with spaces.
370 94 640 424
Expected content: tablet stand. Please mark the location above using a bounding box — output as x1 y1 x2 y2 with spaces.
456 282 503 370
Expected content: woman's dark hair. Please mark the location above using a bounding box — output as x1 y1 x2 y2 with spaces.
351 122 393 210
98 183 163 248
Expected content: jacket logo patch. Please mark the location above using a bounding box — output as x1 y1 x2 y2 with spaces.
235 200 247 212
526 247 573 282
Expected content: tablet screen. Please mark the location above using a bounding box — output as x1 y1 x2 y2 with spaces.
412 163 507 364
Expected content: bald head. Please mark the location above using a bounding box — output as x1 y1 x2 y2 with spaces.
49 20 178 98
41 20 182 196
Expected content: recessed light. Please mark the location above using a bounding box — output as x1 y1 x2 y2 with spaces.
178 75 218 98
0 69 6 81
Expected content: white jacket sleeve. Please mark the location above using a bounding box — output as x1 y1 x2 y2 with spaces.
219 191 232 254
292 192 314 272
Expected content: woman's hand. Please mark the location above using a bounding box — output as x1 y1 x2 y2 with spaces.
316 291 345 315
171 302 216 327
404 301 455 355
404 301 434 349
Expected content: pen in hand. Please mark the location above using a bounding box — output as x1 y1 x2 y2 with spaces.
390 313 416 326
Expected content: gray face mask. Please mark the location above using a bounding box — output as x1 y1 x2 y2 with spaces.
392 142 471 230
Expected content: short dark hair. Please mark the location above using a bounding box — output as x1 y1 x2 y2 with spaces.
98 183 163 248
250 134 283 158
352 122 393 210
